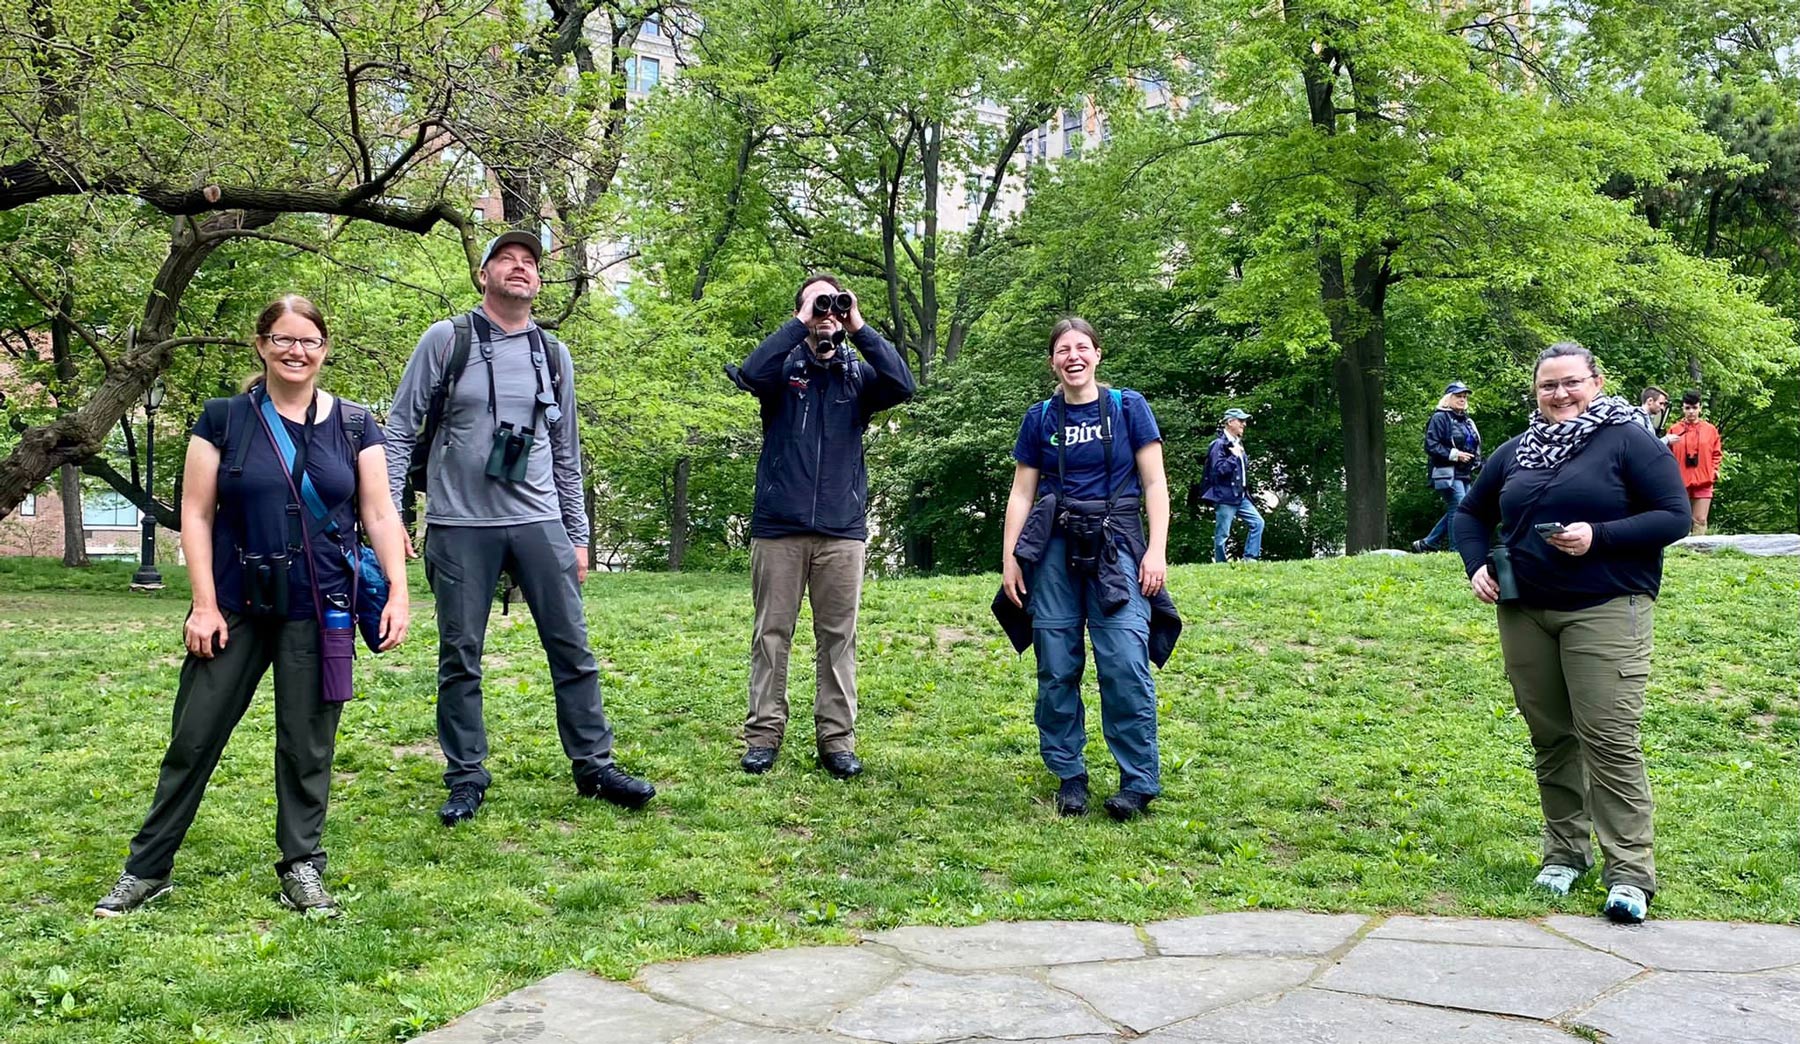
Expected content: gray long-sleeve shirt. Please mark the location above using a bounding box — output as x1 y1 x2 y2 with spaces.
384 307 589 546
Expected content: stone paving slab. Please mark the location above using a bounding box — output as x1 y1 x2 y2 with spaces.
638 945 904 1028
867 920 1144 969
1138 988 1586 1043
1047 956 1315 1032
410 971 713 1044
1146 911 1369 957
1545 916 1800 972
1316 937 1642 1019
1370 916 1578 949
829 968 1115 1043
1577 969 1800 1044
410 914 1800 1044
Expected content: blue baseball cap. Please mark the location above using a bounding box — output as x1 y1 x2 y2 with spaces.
1222 408 1251 421
1444 381 1471 395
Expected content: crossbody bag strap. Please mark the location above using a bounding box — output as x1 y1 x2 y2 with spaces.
252 393 332 628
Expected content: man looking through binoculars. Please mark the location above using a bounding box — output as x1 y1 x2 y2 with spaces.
728 273 917 778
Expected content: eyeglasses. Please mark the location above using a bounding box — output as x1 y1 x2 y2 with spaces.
1535 376 1593 395
263 334 326 352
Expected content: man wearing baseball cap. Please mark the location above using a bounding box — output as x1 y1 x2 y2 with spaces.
1198 407 1264 562
1410 380 1481 553
384 231 656 826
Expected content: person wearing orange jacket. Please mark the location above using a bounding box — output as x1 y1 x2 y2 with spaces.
1662 390 1722 535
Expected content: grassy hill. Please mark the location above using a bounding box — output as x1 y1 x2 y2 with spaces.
0 551 1794 1043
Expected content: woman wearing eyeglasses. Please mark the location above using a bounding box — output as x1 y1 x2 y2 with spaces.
95 296 411 920
1452 342 1689 924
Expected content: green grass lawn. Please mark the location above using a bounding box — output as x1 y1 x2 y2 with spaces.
0 551 1795 1043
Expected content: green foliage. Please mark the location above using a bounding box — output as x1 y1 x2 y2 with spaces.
1 552 1794 1042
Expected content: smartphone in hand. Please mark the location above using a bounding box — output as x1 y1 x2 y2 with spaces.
1534 522 1569 537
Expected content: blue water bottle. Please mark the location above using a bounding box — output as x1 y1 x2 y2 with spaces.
321 595 355 703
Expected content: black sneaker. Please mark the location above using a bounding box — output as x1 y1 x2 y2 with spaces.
578 764 657 809
1410 539 1432 554
278 863 341 918
1054 774 1090 816
438 782 486 827
821 750 864 780
741 746 778 774
94 872 172 917
1103 790 1154 821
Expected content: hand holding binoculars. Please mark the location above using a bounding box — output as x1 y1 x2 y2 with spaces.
809 291 855 319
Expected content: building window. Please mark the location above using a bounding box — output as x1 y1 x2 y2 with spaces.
642 15 661 38
83 491 138 528
626 56 661 93
965 173 984 210
19 493 33 516
1062 107 1084 156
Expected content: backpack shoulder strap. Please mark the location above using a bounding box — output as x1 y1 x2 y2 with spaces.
445 313 474 382
228 393 257 476
538 328 565 389
338 400 369 452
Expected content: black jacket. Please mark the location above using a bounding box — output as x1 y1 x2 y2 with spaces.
733 319 915 540
1425 408 1482 480
1452 423 1689 610
991 492 1183 667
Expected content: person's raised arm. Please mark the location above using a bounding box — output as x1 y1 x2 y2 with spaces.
737 319 808 395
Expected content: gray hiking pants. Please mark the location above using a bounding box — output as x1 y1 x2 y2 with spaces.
425 522 614 789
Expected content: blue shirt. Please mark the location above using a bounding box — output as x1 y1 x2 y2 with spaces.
195 395 383 619
1012 389 1162 501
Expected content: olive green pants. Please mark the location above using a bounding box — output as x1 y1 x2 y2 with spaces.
1497 595 1656 894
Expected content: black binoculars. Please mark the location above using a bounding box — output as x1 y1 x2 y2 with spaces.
1685 453 1700 468
1060 513 1112 578
810 292 854 318
242 551 291 617
486 422 535 482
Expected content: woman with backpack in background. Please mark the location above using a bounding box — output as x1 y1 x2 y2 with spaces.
94 295 410 919
997 317 1180 822
1411 381 1482 553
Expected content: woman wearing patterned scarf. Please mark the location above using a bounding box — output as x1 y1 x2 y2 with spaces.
1452 341 1689 924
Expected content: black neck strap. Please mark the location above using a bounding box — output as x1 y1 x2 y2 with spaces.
1053 385 1115 509
470 311 549 428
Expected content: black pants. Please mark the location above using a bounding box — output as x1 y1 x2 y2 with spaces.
125 611 342 879
424 522 615 790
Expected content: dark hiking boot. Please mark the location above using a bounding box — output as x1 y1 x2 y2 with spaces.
821 751 864 780
578 764 657 809
1054 774 1090 817
438 782 486 827
1103 790 1155 821
741 747 778 774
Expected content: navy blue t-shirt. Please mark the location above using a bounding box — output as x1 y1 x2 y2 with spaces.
194 395 383 619
1012 389 1162 500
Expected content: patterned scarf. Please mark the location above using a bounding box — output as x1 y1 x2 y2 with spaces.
1515 394 1646 470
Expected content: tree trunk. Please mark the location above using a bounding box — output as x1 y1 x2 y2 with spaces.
51 290 88 566
916 118 941 375
669 455 690 571
1322 247 1391 553
0 210 274 519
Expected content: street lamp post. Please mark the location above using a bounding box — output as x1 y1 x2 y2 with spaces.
130 378 167 591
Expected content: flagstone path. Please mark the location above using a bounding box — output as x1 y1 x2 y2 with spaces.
410 912 1800 1043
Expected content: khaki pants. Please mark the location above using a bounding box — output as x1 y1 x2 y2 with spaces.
1497 595 1657 893
747 535 865 754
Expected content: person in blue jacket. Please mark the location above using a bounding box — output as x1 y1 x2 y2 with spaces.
1199 408 1262 562
1000 317 1171 821
728 273 916 779
1411 381 1482 553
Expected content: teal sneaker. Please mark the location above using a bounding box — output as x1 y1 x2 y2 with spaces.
1602 884 1649 924
1533 865 1582 896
